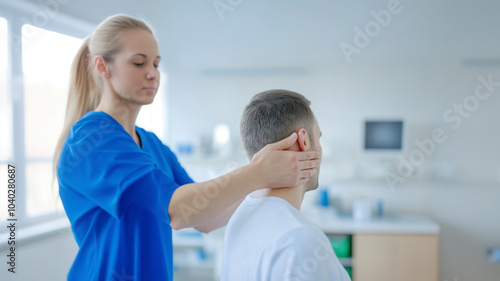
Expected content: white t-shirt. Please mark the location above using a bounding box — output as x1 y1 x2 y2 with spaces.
221 195 351 281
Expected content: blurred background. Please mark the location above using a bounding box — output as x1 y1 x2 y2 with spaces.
1 0 500 280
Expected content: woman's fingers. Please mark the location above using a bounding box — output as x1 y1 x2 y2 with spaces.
266 132 298 150
296 168 315 186
298 159 321 170
249 137 321 188
296 151 321 161
299 168 317 179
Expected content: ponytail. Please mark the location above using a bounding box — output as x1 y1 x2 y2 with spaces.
52 37 101 181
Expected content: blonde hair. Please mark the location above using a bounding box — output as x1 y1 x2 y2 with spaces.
52 14 155 181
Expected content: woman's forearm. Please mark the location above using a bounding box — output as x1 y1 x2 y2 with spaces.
168 163 261 230
168 133 320 230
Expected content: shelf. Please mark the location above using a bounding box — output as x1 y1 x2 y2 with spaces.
305 212 440 235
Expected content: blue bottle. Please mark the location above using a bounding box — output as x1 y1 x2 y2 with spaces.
319 188 329 207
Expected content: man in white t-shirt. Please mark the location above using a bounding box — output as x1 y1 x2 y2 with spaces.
221 89 351 281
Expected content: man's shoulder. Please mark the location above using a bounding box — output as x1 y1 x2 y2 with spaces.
276 225 328 245
232 197 302 227
233 196 325 234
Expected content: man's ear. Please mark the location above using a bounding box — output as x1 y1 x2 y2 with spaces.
297 128 309 152
94 55 111 78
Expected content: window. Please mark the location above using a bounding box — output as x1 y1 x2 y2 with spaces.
22 24 82 216
0 3 94 240
0 17 10 221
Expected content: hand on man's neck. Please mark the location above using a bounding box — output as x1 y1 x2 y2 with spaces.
249 140 308 211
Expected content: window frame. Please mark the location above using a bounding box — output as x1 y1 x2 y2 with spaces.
0 0 94 235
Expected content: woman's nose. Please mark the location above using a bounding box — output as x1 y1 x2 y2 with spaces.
146 66 158 80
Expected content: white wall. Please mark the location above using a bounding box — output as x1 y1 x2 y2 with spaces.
0 229 78 281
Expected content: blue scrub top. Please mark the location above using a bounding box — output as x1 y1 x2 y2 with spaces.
57 111 194 281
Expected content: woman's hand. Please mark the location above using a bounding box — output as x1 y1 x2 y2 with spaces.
250 132 321 188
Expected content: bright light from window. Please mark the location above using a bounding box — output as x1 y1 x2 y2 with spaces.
0 17 6 72
22 24 82 158
22 24 82 84
0 17 11 162
0 17 10 221
26 162 63 216
213 124 230 146
213 123 232 157
22 24 82 216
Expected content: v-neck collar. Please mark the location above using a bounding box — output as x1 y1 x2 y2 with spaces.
88 110 145 150
135 127 144 150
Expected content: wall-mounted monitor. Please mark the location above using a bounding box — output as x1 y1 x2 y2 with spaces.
364 120 403 151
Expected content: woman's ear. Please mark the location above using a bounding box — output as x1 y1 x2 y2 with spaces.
94 55 110 78
297 128 309 152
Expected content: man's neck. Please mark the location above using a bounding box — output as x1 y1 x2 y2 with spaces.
249 185 306 210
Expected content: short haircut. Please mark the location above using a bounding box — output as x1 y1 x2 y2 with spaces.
240 89 315 159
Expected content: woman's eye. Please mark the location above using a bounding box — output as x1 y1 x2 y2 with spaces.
133 63 144 67
153 64 159 68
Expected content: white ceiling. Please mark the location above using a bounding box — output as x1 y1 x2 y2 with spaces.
24 0 500 70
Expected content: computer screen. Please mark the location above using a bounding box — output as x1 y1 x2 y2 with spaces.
364 121 403 150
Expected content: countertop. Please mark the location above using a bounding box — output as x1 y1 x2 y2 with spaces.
303 209 440 235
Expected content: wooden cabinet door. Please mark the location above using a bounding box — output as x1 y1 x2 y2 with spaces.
353 234 438 281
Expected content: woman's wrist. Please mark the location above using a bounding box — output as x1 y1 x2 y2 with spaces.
243 160 265 191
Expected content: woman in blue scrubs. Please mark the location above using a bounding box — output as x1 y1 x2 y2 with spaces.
53 15 320 281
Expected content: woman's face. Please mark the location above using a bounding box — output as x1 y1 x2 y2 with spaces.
105 29 161 106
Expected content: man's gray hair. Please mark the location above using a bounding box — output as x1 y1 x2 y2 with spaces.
240 89 315 160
